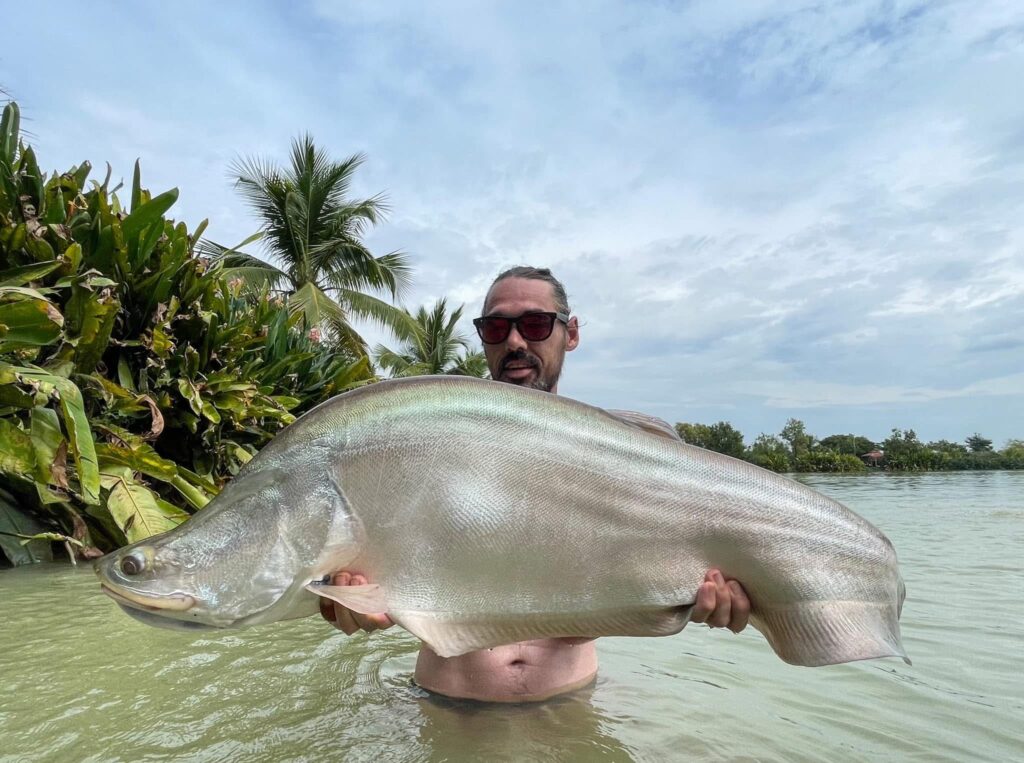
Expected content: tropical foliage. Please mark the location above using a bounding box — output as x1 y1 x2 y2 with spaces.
0 102 374 566
206 135 414 355
373 298 487 379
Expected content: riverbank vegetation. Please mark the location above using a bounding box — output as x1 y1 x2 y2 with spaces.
675 418 1024 473
0 102 422 565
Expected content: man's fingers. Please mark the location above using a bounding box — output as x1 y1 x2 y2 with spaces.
690 570 751 632
334 606 360 636
727 580 750 633
701 571 725 627
691 580 716 623
708 571 731 628
352 610 379 632
367 612 395 630
319 570 394 635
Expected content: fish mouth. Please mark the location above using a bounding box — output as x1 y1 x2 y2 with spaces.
100 583 196 613
101 584 216 631
116 602 218 631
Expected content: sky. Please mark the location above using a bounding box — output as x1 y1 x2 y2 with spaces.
3 1 1022 447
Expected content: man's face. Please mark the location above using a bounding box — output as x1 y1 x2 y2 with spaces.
480 277 579 393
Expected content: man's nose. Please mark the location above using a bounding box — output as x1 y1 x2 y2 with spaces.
505 324 529 351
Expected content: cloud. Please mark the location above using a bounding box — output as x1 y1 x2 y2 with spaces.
733 372 1024 409
4 0 1022 444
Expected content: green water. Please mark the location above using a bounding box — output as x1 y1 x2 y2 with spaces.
1 472 1022 762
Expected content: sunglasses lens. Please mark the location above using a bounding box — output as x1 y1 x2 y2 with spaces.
478 317 511 344
475 312 560 343
518 313 555 341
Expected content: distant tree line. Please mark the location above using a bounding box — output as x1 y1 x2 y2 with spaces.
674 418 1024 473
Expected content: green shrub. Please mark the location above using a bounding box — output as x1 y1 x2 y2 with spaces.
0 102 375 565
746 434 790 472
792 450 866 473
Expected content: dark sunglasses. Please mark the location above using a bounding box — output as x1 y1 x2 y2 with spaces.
473 311 570 344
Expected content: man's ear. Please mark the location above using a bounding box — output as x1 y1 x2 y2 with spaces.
565 316 580 351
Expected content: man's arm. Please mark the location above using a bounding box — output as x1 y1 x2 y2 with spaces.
319 568 751 636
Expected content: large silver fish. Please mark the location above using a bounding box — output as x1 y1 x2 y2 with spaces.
95 377 908 666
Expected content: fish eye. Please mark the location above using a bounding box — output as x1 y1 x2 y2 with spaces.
120 552 147 576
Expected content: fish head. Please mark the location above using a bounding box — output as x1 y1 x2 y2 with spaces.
95 464 360 630
94 536 218 631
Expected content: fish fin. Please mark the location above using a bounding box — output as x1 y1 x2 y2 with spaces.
305 583 389 615
752 601 911 667
606 410 682 441
393 606 693 658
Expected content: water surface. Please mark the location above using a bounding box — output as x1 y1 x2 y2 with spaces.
1 472 1021 761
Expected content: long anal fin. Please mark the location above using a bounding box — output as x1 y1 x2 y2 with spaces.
395 605 694 658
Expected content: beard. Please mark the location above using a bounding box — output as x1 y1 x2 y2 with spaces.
497 349 562 392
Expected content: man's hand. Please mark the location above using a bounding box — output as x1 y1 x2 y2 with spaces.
318 571 394 635
690 569 750 633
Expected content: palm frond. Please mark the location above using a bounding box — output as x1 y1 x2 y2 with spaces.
332 193 390 237
230 156 286 228
336 288 418 339
197 237 290 293
229 134 411 342
372 343 413 377
324 313 369 357
221 266 289 292
449 351 489 378
319 247 413 301
289 281 345 328
372 299 480 377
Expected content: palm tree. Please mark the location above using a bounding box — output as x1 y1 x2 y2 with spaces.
374 298 488 378
206 135 414 355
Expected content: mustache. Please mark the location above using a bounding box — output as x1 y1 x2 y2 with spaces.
500 349 540 372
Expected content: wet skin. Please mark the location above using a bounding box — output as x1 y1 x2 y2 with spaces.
320 277 751 702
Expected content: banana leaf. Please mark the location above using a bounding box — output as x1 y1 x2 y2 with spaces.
100 466 189 543
0 417 35 475
0 287 63 350
0 490 53 565
30 406 64 485
0 260 63 287
9 367 100 504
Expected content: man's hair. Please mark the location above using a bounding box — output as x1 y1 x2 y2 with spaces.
485 266 571 314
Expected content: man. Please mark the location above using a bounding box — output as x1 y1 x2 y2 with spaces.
320 266 750 702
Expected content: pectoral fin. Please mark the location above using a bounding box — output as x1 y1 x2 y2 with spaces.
305 583 389 615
